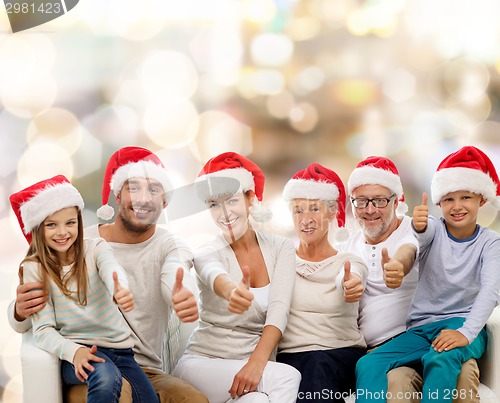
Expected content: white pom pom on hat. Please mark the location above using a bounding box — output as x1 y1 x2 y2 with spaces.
96 204 115 221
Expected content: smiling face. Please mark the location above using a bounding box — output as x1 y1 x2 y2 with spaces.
116 177 166 234
439 190 485 238
207 191 253 243
43 206 79 264
291 198 334 246
350 184 399 244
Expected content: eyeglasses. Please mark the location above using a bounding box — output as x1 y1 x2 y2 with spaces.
350 194 396 209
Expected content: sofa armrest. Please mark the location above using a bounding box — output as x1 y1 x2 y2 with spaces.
478 306 500 400
21 330 62 403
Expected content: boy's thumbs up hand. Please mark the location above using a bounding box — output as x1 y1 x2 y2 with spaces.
412 192 429 233
113 272 134 312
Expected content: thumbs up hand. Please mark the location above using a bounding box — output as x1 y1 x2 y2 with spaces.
381 248 404 289
113 272 134 312
343 260 363 303
228 266 254 314
172 268 199 323
412 192 429 233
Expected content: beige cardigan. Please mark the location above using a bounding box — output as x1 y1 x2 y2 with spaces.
186 230 296 360
279 252 368 354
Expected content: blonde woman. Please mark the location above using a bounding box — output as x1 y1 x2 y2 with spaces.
174 152 301 402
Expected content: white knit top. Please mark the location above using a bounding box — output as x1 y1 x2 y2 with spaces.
279 252 368 354
186 230 296 360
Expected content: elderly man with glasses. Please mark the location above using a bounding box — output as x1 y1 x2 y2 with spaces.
342 156 479 403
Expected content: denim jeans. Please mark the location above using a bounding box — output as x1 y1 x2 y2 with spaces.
61 347 159 403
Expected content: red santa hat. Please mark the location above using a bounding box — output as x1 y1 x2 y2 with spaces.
10 175 84 244
431 146 500 209
347 156 408 216
283 163 349 241
97 146 172 220
197 152 272 222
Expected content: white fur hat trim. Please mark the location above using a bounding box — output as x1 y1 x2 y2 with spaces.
431 167 500 209
197 168 255 194
110 160 172 196
20 183 84 234
283 179 340 202
347 165 403 198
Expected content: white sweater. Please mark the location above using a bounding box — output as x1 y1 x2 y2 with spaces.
186 230 296 360
279 252 368 354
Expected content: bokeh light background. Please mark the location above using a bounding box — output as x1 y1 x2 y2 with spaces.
2 0 500 401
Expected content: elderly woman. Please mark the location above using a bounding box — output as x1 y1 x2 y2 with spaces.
277 163 368 403
173 152 301 403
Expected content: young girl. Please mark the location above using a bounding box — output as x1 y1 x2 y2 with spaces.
10 175 158 403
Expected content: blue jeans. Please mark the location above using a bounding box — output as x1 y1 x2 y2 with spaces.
355 318 487 403
61 347 159 403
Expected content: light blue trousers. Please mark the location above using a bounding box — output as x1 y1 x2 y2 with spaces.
355 317 487 403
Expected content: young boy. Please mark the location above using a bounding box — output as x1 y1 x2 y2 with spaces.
355 146 500 403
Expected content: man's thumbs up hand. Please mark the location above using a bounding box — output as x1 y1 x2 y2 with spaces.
381 248 404 289
172 268 199 323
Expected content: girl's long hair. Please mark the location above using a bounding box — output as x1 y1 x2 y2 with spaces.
21 208 88 306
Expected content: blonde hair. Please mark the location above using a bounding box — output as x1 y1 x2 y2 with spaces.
20 208 88 306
